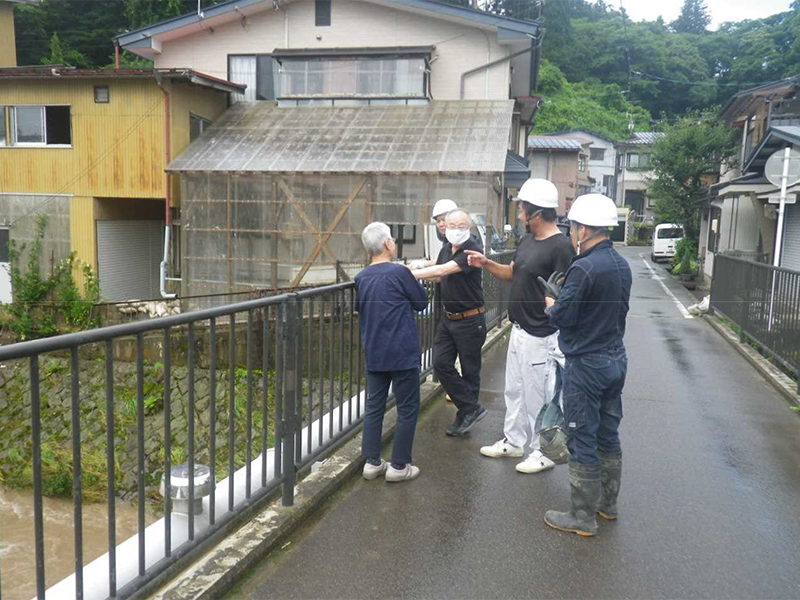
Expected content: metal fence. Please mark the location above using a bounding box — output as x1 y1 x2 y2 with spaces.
0 256 512 600
710 254 800 392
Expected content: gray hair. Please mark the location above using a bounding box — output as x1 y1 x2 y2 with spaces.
445 209 472 226
361 222 392 256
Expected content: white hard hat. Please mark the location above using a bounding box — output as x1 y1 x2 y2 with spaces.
567 194 619 228
432 198 458 220
515 178 559 209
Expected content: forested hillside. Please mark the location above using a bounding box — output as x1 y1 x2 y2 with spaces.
12 0 800 130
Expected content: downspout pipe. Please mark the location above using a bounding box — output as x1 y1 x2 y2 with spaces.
155 72 178 299
459 33 542 100
114 43 120 70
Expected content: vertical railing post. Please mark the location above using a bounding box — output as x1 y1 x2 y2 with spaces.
740 260 751 344
281 295 299 506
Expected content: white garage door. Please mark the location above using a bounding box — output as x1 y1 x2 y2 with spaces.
782 204 800 272
97 220 164 302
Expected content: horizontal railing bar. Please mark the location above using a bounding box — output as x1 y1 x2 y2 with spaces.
0 283 356 362
715 254 800 276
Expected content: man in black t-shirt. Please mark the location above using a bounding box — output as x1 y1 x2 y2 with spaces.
412 209 487 437
466 179 574 474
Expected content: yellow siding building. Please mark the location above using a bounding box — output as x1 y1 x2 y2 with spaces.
0 68 243 301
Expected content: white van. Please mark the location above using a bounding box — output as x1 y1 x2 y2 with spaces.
651 223 684 262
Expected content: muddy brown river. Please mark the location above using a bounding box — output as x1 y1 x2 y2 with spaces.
1 487 153 600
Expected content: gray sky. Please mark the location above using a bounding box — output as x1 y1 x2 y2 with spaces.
599 0 793 29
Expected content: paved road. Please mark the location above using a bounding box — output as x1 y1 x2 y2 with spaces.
229 247 800 600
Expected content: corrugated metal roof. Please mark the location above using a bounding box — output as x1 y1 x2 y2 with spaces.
624 132 666 145
167 100 513 173
528 137 585 151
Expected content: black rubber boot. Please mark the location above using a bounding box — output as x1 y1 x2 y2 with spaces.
597 451 622 521
544 461 601 537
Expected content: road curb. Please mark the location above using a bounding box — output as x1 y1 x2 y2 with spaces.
148 319 512 600
704 315 799 407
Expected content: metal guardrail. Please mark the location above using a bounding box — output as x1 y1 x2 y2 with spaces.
710 254 800 392
0 252 514 600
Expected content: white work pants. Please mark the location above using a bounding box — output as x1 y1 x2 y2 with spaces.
503 325 562 450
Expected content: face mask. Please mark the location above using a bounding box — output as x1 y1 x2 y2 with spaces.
446 228 471 246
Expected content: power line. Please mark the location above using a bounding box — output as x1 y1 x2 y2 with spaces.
630 69 792 89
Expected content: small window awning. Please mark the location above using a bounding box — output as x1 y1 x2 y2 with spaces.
504 151 530 188
167 100 513 173
271 46 435 60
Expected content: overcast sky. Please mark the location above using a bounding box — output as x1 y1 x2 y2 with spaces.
597 0 793 29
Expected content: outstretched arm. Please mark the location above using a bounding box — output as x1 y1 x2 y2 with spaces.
464 250 514 282
412 260 462 281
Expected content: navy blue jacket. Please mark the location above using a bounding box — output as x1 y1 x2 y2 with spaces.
355 262 428 372
546 240 632 357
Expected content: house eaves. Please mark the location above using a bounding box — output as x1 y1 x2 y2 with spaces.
542 128 617 144
720 76 800 124
114 0 541 54
742 125 800 174
528 137 585 151
0 67 246 94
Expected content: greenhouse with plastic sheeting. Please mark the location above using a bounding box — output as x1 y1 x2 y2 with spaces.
167 99 515 306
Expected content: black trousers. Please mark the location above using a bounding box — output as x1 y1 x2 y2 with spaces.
433 314 487 418
362 368 421 468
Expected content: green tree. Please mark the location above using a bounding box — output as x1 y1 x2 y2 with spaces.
532 60 651 140
40 33 89 68
671 0 711 34
648 110 739 241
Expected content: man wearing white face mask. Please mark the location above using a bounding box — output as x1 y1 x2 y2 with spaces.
413 209 487 437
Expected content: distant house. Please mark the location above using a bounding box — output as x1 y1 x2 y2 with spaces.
0 0 36 68
615 131 665 223
544 128 617 199
0 67 243 302
698 76 800 281
115 0 543 301
526 136 592 215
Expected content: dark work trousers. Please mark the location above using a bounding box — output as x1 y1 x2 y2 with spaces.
562 346 627 465
433 314 487 418
362 368 421 468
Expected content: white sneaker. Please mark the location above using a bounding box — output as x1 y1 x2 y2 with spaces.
480 438 524 458
386 464 420 482
363 459 388 480
516 450 555 474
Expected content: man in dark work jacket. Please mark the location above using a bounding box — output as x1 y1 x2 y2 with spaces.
412 208 487 438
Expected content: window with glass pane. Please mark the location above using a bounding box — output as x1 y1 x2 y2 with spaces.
229 55 257 102
590 148 605 161
13 106 44 144
279 56 425 98
0 229 8 263
190 114 212 142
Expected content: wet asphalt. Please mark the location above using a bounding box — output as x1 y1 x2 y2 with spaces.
229 247 800 600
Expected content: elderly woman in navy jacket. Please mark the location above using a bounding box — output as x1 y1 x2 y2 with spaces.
355 222 428 483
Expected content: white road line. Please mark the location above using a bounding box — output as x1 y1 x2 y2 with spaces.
639 254 694 319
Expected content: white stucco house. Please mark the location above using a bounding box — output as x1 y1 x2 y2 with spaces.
114 0 542 297
615 131 665 223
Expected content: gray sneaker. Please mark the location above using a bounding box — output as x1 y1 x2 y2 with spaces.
453 406 487 436
386 464 420 483
363 459 388 480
